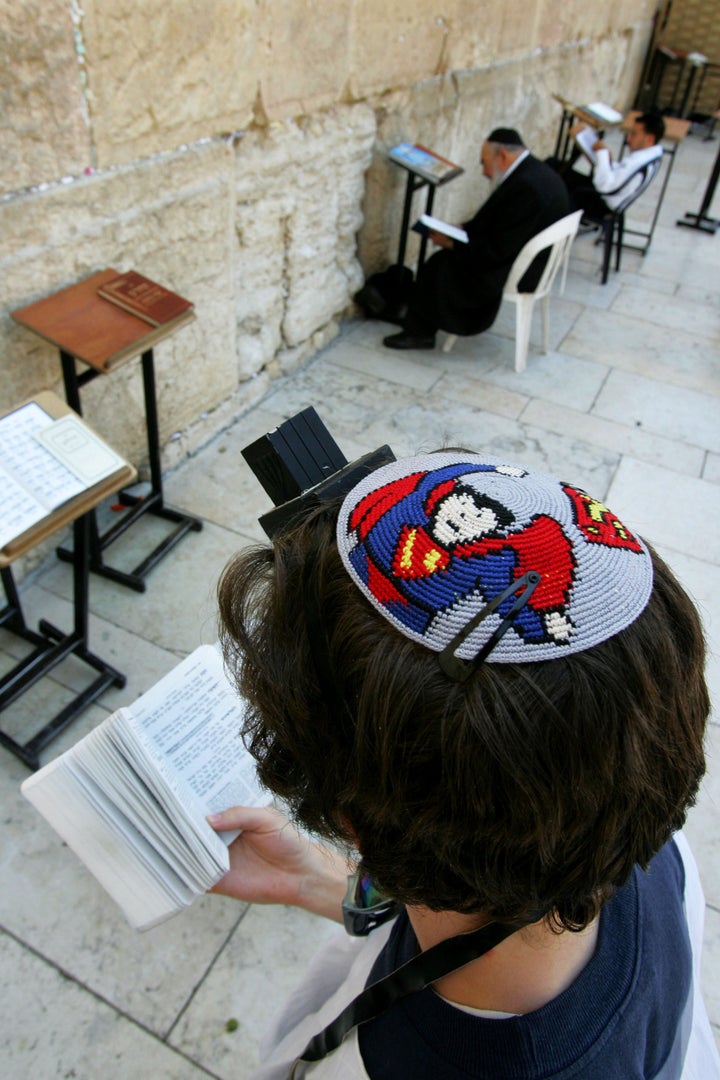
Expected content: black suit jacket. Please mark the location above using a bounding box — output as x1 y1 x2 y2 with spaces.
421 154 570 335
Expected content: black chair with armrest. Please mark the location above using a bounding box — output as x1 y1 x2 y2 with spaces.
586 157 662 284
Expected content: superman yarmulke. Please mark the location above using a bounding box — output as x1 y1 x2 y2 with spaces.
336 453 653 664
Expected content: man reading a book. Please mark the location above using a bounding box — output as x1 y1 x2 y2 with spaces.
382 128 569 350
209 450 717 1079
549 112 665 221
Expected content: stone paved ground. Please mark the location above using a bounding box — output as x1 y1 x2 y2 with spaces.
1 127 719 1077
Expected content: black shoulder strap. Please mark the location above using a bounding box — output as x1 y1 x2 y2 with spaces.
296 919 522 1065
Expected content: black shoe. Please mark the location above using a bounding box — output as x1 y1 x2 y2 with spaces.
383 331 436 350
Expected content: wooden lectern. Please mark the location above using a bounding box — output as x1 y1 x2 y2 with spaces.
0 392 137 768
12 270 203 593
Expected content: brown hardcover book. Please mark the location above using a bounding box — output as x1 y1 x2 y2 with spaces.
97 271 193 327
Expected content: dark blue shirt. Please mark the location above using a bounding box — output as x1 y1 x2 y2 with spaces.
360 840 690 1079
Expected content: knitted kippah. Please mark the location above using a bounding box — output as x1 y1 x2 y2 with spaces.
336 453 653 664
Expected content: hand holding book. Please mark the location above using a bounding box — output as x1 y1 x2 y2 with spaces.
208 804 350 923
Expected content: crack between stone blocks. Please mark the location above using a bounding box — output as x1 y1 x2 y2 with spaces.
279 213 292 350
69 0 97 169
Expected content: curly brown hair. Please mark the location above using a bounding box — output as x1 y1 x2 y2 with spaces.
218 500 708 931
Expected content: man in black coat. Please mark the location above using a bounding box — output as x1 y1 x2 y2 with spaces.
383 128 570 350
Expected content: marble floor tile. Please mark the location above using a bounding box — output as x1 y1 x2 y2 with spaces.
0 933 207 1079
0 744 246 1033
38 520 251 655
652 543 720 725
563 309 720 397
592 369 720 454
476 349 609 412
432 370 528 419
610 283 720 343
559 259 623 310
490 295 583 352
164 403 289 539
521 398 706 477
326 338 444 392
605 458 720 565
676 282 720 308
169 903 340 1078
704 453 720 486
0 581 185 716
432 329 518 374
683 718 720 913
259 354 424 444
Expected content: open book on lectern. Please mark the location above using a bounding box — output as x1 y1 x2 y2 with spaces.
21 644 267 931
0 400 128 552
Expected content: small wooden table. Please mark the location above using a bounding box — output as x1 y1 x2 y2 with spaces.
1 392 136 768
12 271 203 592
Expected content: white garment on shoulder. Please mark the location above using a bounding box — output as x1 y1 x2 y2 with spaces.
591 143 662 210
674 832 720 1079
249 922 391 1079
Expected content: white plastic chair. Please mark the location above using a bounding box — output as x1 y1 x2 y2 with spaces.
442 210 583 373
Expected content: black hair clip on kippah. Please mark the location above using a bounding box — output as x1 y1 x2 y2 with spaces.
438 571 541 682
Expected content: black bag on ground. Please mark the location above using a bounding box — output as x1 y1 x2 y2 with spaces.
354 264 413 322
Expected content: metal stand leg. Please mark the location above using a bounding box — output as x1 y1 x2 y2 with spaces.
57 348 203 592
0 516 126 769
677 138 720 234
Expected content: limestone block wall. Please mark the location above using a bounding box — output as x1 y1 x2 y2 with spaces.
1 0 656 495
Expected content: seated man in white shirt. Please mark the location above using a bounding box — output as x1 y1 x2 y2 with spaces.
552 111 665 220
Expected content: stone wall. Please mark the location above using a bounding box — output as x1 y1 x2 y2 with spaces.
1 0 656 479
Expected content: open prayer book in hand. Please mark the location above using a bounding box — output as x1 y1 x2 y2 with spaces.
412 213 469 244
21 644 267 931
574 126 603 165
0 400 128 553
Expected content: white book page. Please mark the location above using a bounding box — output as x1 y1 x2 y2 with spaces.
575 126 598 164
0 464 48 549
77 724 222 888
21 755 186 930
34 414 126 486
0 402 86 511
126 644 266 818
418 213 469 244
586 101 622 123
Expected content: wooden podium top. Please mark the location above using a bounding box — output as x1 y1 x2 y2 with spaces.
12 269 195 373
0 391 136 567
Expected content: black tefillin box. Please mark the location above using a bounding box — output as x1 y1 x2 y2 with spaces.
242 406 395 539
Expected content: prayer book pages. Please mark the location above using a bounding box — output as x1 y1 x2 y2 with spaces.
412 214 469 244
0 403 125 552
582 102 623 125
574 126 600 164
388 143 464 185
21 644 267 931
97 270 194 327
